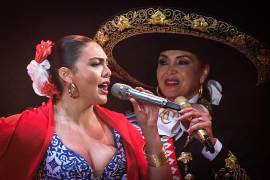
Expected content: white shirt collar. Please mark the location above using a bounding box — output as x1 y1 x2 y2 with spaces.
189 94 199 103
157 94 200 138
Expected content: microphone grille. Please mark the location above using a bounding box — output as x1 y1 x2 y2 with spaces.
175 96 192 108
111 83 131 100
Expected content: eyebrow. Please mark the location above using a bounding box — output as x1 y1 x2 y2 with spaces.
159 54 167 58
159 54 190 59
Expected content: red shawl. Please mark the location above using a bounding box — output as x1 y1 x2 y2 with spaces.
0 99 148 179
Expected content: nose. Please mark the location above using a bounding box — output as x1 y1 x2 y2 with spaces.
166 65 178 75
103 63 111 78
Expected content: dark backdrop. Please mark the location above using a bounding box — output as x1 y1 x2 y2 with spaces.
0 0 269 178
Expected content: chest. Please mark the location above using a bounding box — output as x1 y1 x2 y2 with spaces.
37 130 127 179
57 125 116 167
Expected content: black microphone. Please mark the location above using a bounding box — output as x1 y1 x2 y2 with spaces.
111 83 181 111
175 96 215 153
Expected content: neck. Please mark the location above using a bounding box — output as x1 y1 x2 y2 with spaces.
54 93 97 126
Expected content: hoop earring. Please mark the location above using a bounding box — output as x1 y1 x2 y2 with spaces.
156 86 162 97
68 83 79 98
198 85 203 98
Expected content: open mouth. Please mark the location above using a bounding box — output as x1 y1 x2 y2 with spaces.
98 81 110 94
165 79 180 86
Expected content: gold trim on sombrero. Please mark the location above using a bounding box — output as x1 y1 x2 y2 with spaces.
94 7 270 87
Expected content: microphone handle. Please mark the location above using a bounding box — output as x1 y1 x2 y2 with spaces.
197 129 215 153
175 96 215 153
165 101 181 111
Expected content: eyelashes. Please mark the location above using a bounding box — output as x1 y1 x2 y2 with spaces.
158 58 191 66
88 58 108 67
158 59 167 65
88 61 101 67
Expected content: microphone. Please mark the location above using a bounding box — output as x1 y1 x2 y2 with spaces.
111 83 181 111
175 96 215 153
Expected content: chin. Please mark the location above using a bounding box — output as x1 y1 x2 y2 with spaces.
163 93 177 100
97 96 108 105
99 100 107 105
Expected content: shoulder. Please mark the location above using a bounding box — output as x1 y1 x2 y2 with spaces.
0 103 48 127
1 99 53 124
0 108 44 158
0 100 53 153
0 113 22 125
18 100 52 124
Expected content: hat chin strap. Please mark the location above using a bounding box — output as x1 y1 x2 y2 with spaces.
207 80 222 105
187 79 222 106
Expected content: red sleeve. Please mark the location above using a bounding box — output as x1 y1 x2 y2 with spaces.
0 114 21 158
0 98 55 179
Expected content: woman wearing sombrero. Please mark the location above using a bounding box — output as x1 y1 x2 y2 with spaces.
95 7 269 179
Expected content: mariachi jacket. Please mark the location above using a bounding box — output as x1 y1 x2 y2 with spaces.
127 105 252 180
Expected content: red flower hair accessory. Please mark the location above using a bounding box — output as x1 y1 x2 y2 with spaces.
27 40 58 97
35 40 54 63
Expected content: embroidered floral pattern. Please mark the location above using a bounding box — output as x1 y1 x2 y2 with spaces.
37 130 127 179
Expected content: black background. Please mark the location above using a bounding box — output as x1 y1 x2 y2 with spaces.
0 0 269 178
0 0 269 115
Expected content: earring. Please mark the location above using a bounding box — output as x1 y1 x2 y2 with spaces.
156 86 162 97
198 85 203 98
68 83 79 98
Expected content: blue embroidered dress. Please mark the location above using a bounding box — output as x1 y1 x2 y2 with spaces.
36 130 127 179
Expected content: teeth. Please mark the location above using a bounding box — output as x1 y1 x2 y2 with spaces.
98 83 109 88
165 80 179 85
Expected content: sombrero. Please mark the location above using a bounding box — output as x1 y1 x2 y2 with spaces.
94 7 270 91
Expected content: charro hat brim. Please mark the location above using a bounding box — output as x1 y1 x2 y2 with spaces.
113 33 258 89
95 7 270 89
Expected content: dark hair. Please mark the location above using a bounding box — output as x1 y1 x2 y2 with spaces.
49 35 93 94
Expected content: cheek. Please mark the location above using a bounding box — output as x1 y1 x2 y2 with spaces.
156 67 165 80
87 70 101 83
182 69 196 79
156 70 163 86
78 69 101 86
182 73 200 90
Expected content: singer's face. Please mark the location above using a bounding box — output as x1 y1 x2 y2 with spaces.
72 41 111 104
156 50 208 101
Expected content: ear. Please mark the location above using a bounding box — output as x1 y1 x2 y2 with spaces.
200 64 210 84
58 67 73 84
